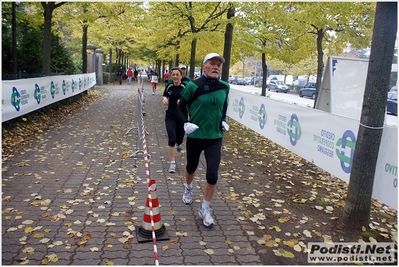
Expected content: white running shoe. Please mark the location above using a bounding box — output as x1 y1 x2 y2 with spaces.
168 162 176 173
198 206 215 227
176 144 182 153
182 186 193 205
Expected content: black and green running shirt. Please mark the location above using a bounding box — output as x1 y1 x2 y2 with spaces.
177 76 230 139
163 83 186 119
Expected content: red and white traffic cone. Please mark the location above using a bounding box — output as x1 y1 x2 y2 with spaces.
136 179 169 243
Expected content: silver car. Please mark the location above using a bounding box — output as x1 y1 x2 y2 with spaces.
267 80 288 93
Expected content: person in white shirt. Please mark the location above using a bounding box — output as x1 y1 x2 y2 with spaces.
151 71 159 95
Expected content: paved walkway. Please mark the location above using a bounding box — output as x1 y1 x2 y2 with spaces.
2 80 263 265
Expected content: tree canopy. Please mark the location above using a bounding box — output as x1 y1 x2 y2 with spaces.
2 1 376 80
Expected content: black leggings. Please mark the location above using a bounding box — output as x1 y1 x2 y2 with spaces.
165 117 185 147
186 137 222 185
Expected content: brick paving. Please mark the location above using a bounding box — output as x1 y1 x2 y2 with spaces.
2 80 262 265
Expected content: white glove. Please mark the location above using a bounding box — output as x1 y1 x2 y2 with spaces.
184 122 199 134
221 121 229 132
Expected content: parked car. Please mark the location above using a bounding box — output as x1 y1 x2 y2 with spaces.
229 76 238 84
390 85 397 92
267 80 288 93
250 77 263 86
387 91 397 115
299 82 317 99
235 78 247 86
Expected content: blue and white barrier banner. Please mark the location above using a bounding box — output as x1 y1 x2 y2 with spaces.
2 73 96 122
227 89 398 210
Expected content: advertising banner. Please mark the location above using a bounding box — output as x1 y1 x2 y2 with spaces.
227 89 397 210
2 73 96 122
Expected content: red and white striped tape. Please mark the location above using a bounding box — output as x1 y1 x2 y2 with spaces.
138 91 159 266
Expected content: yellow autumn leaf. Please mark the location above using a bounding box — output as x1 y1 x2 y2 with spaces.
175 232 187 237
225 240 233 245
169 239 178 245
303 230 312 237
265 240 277 247
269 226 281 232
282 250 295 258
204 249 214 255
162 246 169 251
33 233 45 239
105 260 114 265
30 200 41 206
168 210 175 215
278 217 290 223
257 239 266 245
115 195 122 199
263 234 272 240
283 240 295 247
180 217 186 222
199 241 207 246
293 244 302 252
24 227 34 234
47 253 58 263
314 231 322 237
369 237 377 243
22 247 35 254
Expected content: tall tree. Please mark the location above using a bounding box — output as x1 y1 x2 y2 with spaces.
342 2 397 230
285 2 375 107
41 2 66 76
167 2 229 78
12 2 17 75
221 4 235 83
238 2 314 96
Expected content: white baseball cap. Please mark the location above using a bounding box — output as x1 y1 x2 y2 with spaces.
203 53 225 64
179 64 187 69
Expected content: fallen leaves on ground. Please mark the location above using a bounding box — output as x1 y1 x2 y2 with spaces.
220 120 398 262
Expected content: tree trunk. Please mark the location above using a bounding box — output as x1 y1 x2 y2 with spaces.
41 2 53 76
189 38 197 79
109 48 112 82
342 2 397 230
12 2 17 76
41 2 65 76
174 53 180 67
82 22 88 73
221 5 235 83
314 29 324 108
261 53 267 96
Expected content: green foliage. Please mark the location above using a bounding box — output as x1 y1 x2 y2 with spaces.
50 35 78 74
3 2 376 80
1 2 78 77
103 72 110 84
